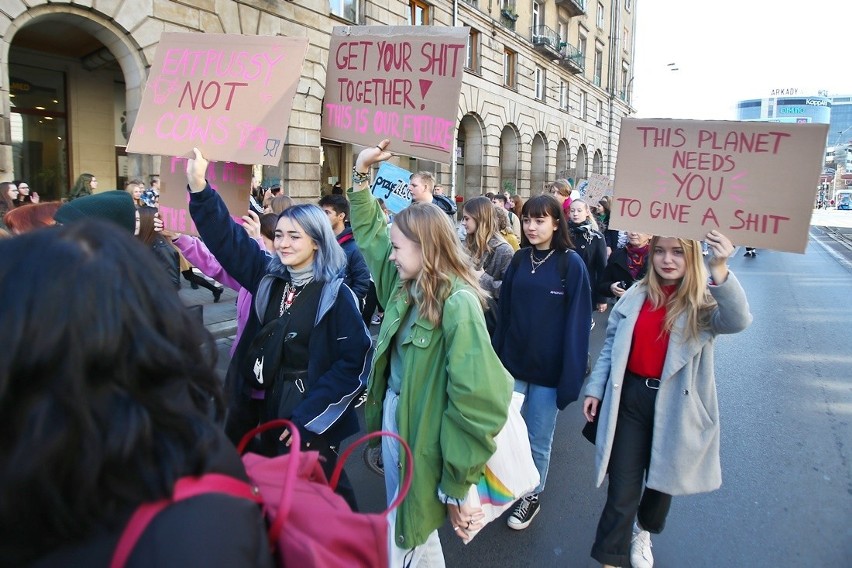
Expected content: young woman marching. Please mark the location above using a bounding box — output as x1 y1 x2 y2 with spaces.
567 198 608 313
493 194 593 530
350 140 512 567
185 149 372 510
582 231 752 568
462 196 514 300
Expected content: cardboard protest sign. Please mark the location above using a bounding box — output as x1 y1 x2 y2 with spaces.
158 157 251 236
323 26 469 164
371 162 413 214
127 33 308 165
580 173 613 206
611 119 828 253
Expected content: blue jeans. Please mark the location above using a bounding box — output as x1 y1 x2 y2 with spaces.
514 379 559 495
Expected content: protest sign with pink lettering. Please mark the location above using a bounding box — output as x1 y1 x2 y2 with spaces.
158 157 251 236
322 26 469 164
610 118 828 254
127 33 308 165
579 173 613 206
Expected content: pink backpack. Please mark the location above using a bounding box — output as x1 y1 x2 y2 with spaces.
111 419 412 568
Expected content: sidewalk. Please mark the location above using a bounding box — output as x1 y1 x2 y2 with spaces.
178 275 238 339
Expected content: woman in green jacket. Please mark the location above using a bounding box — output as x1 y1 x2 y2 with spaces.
350 140 512 566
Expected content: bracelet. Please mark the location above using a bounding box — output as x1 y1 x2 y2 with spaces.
352 167 370 185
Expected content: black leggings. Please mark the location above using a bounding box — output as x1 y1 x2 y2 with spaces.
181 269 221 295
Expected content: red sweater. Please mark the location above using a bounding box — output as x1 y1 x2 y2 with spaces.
627 286 677 378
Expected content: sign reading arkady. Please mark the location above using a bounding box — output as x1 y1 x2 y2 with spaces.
127 33 308 165
610 119 828 254
158 157 251 237
323 26 469 164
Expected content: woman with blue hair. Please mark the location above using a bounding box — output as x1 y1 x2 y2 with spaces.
186 149 372 509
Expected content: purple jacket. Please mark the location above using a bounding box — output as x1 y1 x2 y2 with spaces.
173 234 267 356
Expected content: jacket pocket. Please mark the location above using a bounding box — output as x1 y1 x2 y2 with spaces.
403 320 435 350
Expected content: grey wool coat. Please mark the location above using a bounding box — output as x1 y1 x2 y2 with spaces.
582 272 752 495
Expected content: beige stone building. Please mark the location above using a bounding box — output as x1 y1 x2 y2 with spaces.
0 0 635 202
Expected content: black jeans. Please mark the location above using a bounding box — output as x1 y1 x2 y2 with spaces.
225 396 360 512
591 372 672 566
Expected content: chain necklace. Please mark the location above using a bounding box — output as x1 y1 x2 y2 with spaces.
279 281 308 316
530 248 555 273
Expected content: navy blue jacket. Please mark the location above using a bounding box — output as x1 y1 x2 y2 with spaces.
336 227 371 303
493 247 592 409
189 185 373 445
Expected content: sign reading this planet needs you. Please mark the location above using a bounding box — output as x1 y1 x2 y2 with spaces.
610 118 828 253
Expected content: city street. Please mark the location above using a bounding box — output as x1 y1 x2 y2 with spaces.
206 213 852 567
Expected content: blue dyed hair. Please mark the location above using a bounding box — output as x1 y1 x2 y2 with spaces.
277 204 346 282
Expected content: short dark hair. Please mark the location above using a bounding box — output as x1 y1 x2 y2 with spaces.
318 194 350 221
0 220 224 564
492 194 508 204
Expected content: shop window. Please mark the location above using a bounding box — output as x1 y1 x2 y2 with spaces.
10 63 68 201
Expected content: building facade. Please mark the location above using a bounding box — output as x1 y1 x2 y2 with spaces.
0 0 636 201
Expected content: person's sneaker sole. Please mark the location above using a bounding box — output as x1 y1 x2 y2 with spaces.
506 505 540 530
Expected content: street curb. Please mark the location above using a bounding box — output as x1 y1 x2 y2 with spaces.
207 319 237 340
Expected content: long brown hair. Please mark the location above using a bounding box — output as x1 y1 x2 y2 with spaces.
136 206 160 246
393 203 486 326
463 196 499 266
640 236 717 341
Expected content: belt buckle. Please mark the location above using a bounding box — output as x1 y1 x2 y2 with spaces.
645 378 660 390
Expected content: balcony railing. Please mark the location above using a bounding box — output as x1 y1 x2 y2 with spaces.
530 26 561 57
555 0 586 17
557 42 584 75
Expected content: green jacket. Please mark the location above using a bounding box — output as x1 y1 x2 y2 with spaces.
349 189 512 548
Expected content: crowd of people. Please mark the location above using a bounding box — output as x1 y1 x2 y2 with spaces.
0 141 752 568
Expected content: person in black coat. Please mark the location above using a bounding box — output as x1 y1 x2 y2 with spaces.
319 194 372 307
567 198 608 312
137 206 180 290
0 220 271 567
597 231 653 300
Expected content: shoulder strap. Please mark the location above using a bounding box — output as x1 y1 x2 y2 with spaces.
110 475 258 568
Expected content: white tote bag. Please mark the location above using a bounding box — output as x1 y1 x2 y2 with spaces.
463 391 539 543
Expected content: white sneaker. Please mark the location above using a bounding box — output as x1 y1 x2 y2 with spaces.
631 523 654 568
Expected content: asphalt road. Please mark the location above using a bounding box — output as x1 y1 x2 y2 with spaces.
340 231 852 567
210 215 852 566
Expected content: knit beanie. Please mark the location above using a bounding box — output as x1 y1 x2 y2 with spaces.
54 190 136 234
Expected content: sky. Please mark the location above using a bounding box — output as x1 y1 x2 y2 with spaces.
630 0 852 120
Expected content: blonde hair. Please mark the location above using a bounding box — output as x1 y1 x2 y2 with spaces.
568 198 599 231
394 202 487 326
640 236 717 342
463 196 499 267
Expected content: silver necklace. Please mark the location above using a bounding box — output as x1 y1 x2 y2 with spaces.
279 281 308 316
530 248 555 273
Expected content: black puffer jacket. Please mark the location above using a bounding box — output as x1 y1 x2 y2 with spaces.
597 246 648 298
